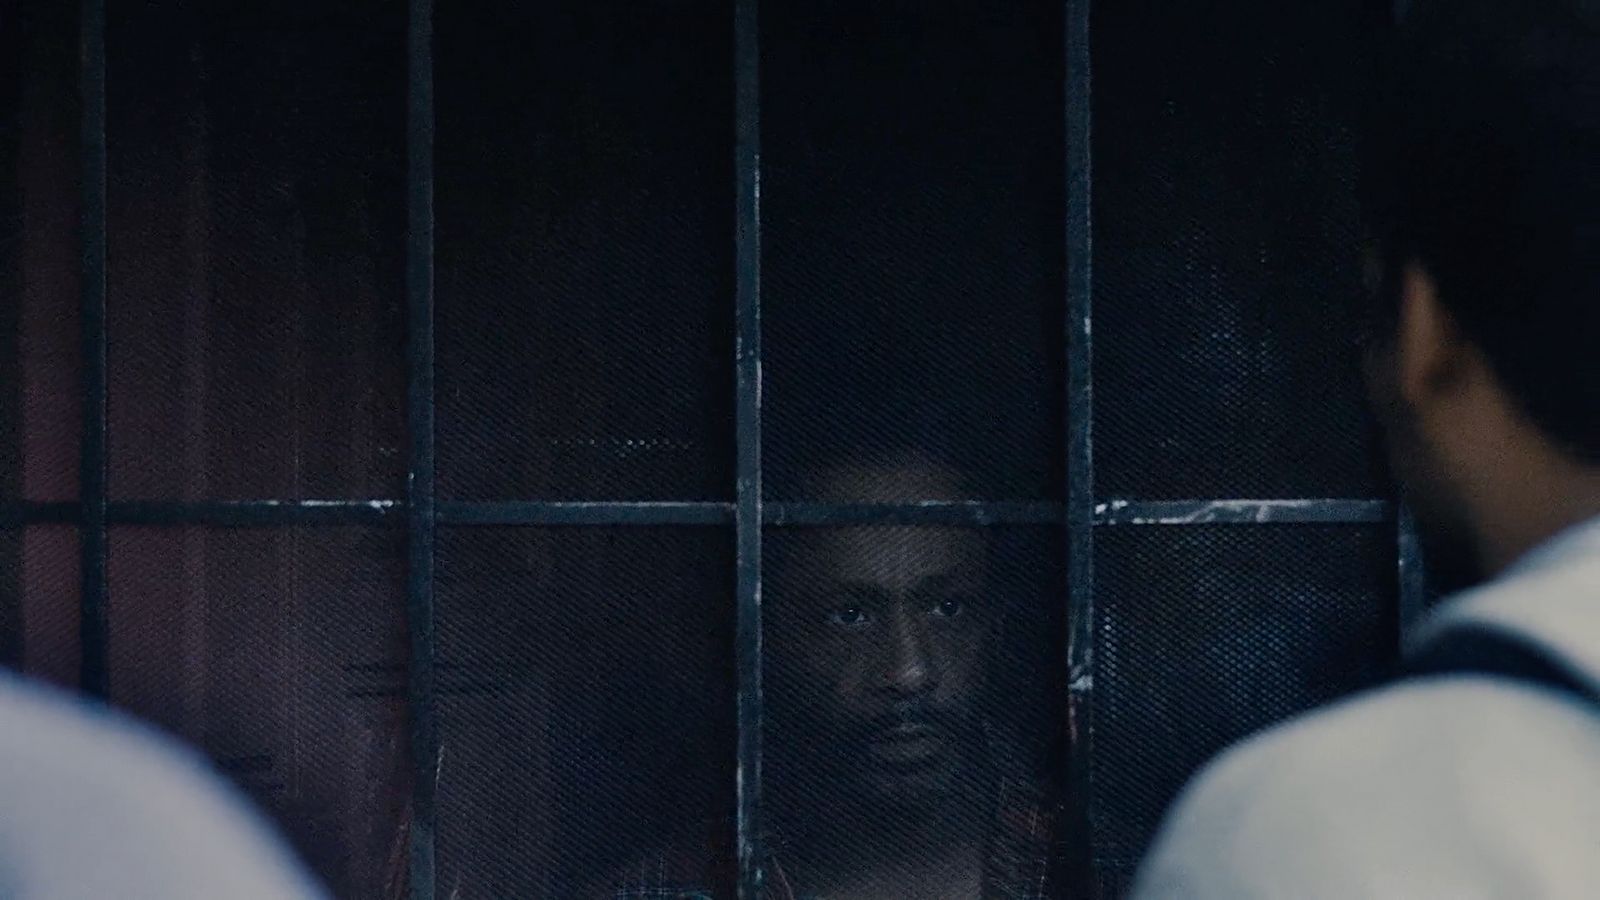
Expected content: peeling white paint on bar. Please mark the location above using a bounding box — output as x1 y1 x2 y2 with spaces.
1139 499 1321 524
1096 498 1390 525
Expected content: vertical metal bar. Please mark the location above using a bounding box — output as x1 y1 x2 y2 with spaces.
1063 0 1096 883
405 1 438 898
1396 504 1427 637
733 0 765 894
0 3 22 670
1388 0 1423 654
78 0 109 699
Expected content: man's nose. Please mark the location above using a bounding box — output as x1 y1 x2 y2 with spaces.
882 608 934 695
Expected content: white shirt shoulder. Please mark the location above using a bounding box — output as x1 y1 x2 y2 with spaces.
1133 674 1600 900
0 672 327 900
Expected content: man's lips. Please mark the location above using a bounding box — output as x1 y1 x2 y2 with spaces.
865 722 949 765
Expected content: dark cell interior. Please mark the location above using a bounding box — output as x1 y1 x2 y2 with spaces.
762 0 1066 502
1093 0 1388 500
435 1 736 502
1 1 1396 897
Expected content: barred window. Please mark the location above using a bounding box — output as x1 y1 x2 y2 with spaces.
1 0 1405 897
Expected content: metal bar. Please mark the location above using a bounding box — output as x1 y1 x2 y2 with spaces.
78 0 109 699
767 501 1062 527
0 502 80 527
110 500 399 526
1396 503 1427 634
439 500 733 527
404 0 438 897
733 0 764 892
1063 0 1096 880
3 498 1399 529
1094 498 1391 526
0 9 21 670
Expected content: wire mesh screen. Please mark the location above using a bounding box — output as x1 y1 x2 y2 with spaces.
1090 525 1396 885
0 9 15 510
761 0 1065 501
763 524 1074 897
4 0 82 505
0 1 1418 898
107 526 410 898
104 1 408 501
435 527 736 898
1092 0 1385 500
434 1 735 502
0 527 79 686
0 531 18 668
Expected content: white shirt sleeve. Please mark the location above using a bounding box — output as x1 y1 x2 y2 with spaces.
1130 677 1600 900
0 673 328 900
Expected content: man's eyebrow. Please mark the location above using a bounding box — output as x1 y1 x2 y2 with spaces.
829 581 893 602
912 572 971 593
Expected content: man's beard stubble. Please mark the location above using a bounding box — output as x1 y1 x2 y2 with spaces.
768 700 985 818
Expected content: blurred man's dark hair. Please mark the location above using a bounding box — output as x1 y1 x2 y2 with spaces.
1136 4 1600 896
1362 0 1600 460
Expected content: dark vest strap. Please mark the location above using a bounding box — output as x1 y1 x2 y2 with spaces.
1406 623 1600 708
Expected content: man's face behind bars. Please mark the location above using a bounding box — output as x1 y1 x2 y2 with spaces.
766 458 991 813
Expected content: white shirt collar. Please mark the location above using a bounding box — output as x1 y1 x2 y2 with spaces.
1503 513 1600 580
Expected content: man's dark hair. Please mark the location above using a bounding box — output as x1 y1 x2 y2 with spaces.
1362 0 1600 461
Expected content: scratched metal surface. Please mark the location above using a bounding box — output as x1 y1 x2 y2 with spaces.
1095 499 1389 526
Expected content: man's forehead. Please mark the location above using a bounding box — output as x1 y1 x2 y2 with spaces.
769 455 987 593
774 526 986 595
812 453 967 502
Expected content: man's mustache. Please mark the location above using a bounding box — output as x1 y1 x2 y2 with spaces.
859 702 969 740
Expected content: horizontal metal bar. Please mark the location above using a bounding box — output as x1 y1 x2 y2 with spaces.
2 498 1397 529
1093 498 1391 526
437 501 735 526
766 501 1063 527
109 500 402 526
2 501 400 527
0 502 79 526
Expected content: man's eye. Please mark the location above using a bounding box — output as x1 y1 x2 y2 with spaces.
930 598 967 619
825 607 871 628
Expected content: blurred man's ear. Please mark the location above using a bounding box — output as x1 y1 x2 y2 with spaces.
1396 261 1471 412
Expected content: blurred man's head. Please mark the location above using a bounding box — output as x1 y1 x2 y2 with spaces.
1362 0 1600 589
766 451 991 816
